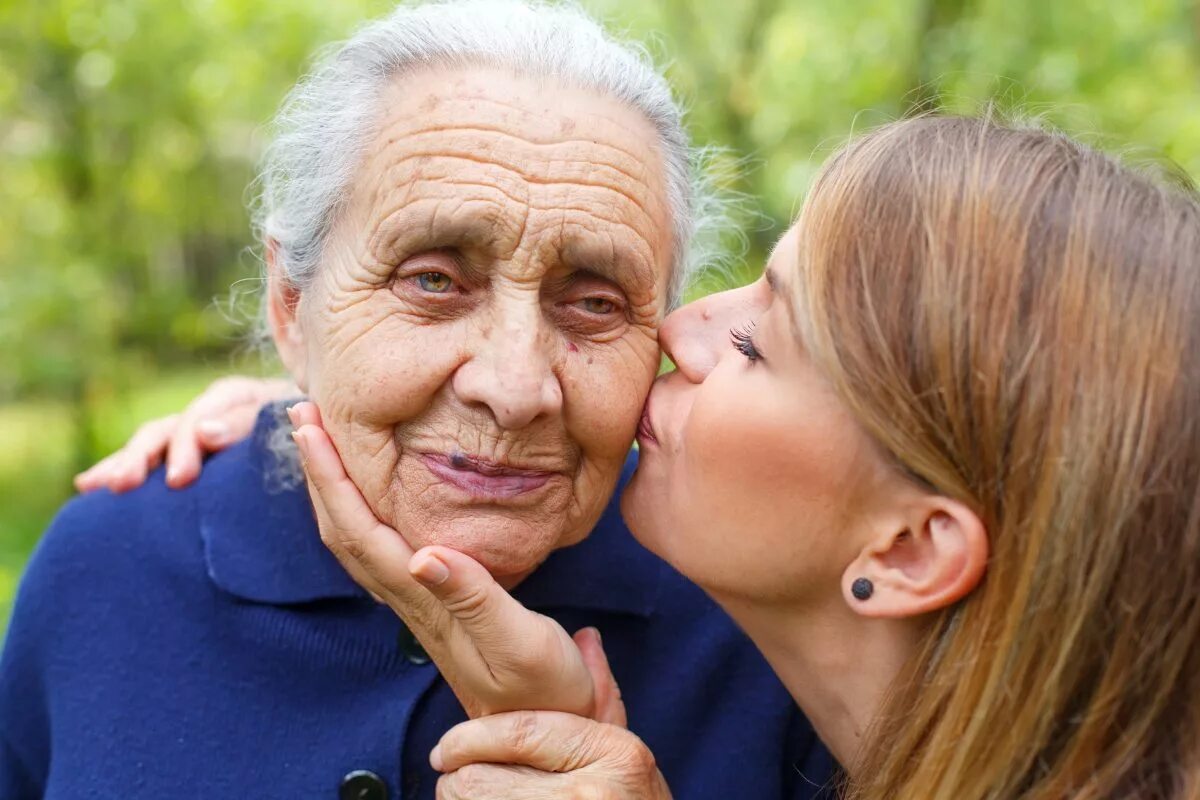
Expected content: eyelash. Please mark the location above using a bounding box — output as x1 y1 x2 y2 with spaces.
730 323 763 363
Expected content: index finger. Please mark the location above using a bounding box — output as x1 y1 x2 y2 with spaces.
409 546 596 717
290 417 421 604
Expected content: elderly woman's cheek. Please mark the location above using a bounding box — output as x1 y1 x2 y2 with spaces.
315 319 464 426
566 332 658 452
307 318 466 512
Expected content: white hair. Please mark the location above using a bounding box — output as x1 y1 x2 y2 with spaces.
251 0 718 307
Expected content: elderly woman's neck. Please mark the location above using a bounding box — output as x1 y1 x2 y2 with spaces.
717 593 926 775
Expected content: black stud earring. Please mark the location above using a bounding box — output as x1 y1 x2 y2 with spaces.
851 578 874 601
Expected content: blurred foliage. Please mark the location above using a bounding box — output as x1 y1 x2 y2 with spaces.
1 0 1199 625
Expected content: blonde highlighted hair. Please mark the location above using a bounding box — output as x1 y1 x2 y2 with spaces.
794 116 1200 798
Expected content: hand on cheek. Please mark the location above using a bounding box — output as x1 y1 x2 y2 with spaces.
288 401 606 721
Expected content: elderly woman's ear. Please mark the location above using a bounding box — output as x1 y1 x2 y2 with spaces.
265 238 309 392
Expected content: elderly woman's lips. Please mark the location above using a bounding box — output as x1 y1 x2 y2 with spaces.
421 453 555 499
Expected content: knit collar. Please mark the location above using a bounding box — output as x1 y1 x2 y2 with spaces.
198 406 662 618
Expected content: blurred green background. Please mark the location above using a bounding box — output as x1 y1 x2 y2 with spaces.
2 0 1199 629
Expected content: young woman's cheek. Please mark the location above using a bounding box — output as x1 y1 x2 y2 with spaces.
681 371 789 520
681 364 852 528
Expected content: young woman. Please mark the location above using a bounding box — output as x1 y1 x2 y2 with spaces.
77 115 1200 798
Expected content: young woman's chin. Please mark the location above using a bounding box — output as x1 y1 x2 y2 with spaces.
619 452 710 593
619 456 746 602
619 459 669 560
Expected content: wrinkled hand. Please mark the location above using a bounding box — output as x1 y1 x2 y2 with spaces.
288 401 610 721
430 710 672 800
74 375 295 493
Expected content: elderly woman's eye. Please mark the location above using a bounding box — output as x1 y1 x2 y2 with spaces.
415 272 454 293
578 297 617 314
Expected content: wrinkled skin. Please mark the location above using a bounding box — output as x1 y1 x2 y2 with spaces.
276 67 674 582
431 710 671 800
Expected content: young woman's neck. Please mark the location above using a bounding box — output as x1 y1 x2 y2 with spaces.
716 593 926 773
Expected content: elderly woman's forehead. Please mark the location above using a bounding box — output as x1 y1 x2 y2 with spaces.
373 68 663 168
400 69 650 132
345 67 674 282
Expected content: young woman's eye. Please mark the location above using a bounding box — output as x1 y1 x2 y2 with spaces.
577 297 617 314
730 323 764 363
415 272 454 293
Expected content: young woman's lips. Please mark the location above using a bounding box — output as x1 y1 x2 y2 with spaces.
636 400 659 447
421 453 555 500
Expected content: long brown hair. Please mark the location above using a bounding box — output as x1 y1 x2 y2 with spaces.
793 115 1200 798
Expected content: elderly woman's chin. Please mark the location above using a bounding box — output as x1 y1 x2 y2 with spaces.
381 450 610 580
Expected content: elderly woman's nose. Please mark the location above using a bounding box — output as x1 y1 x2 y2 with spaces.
452 319 563 430
659 285 759 382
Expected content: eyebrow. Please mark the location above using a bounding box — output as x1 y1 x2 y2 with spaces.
763 262 807 346
372 206 509 265
764 267 780 293
560 239 657 294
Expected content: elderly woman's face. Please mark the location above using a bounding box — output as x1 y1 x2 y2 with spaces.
274 67 673 580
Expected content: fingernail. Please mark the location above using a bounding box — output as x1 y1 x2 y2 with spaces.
197 419 229 440
430 744 444 772
291 430 309 459
285 405 298 427
587 627 602 645
165 466 179 486
411 552 450 586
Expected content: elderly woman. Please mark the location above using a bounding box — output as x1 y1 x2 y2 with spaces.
0 2 834 799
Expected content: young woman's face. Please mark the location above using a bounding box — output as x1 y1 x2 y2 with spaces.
622 225 894 606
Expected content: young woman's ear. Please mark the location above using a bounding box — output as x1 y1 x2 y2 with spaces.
842 496 988 618
265 239 308 392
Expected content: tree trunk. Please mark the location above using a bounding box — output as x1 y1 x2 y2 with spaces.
905 0 972 114
39 38 101 473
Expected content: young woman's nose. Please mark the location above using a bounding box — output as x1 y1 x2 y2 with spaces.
452 302 563 429
659 283 763 382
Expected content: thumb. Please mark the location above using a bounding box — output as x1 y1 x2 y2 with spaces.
409 546 535 646
574 627 627 727
409 545 597 718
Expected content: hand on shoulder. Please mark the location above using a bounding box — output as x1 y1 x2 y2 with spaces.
74 376 294 494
